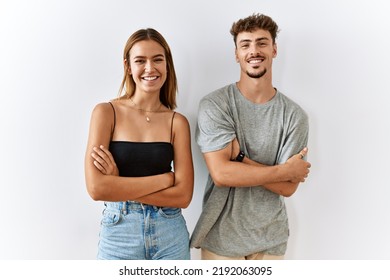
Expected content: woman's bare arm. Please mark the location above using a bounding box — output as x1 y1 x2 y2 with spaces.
135 113 194 208
84 103 174 202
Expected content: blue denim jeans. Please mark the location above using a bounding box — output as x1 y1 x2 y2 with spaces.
97 201 190 260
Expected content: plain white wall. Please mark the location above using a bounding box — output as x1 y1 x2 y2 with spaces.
1 0 389 259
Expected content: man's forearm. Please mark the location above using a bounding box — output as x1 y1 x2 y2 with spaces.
207 159 290 188
241 156 299 196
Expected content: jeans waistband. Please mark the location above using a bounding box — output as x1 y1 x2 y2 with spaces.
104 201 159 214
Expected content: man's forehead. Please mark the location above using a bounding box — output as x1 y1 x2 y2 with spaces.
237 29 272 41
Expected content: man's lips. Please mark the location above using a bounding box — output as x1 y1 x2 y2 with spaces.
248 58 264 64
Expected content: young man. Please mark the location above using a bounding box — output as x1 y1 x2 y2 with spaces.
190 13 311 260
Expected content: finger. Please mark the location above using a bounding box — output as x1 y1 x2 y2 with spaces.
93 160 107 174
93 146 111 166
298 147 308 159
91 151 109 169
91 151 102 161
99 145 116 167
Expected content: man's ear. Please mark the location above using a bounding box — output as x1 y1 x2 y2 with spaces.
273 43 278 58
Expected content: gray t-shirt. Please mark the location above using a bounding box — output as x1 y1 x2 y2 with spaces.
190 83 309 257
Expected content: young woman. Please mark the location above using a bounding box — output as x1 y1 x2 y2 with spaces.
84 28 194 260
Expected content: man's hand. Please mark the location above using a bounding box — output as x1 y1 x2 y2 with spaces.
284 148 311 183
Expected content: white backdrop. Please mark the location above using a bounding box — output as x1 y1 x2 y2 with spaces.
1 0 389 260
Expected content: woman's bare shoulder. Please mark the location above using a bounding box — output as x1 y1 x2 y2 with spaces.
172 111 191 132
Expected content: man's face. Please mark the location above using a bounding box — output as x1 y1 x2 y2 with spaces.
235 28 277 79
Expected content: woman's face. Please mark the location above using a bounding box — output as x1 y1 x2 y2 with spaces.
128 40 167 95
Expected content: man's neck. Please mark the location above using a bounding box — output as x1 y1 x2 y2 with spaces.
236 75 276 104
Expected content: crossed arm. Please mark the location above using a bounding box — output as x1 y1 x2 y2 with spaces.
84 103 194 208
203 138 311 197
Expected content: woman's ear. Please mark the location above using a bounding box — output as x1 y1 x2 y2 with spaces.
124 59 131 74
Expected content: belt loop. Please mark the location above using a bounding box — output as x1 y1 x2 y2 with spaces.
122 201 127 215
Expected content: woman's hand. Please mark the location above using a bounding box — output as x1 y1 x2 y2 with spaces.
91 145 119 176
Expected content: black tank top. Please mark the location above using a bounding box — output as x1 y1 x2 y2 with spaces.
108 102 174 177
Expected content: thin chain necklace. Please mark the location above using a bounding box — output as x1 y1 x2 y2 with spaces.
129 98 162 122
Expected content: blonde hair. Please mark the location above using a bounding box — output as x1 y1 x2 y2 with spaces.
118 28 177 109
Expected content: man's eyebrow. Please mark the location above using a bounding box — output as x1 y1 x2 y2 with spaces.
238 39 251 44
238 37 269 44
255 37 269 42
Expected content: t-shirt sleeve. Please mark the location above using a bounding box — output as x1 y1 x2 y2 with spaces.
195 96 236 153
276 108 309 164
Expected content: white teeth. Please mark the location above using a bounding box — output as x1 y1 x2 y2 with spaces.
249 59 263 64
143 76 158 81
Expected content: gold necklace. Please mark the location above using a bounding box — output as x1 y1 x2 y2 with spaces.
129 98 162 122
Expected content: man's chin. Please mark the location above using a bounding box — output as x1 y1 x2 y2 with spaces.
246 69 267 79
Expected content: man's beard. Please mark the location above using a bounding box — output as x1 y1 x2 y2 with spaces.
246 68 267 79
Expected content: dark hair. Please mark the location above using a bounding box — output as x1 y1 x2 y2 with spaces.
118 28 177 109
230 13 279 46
